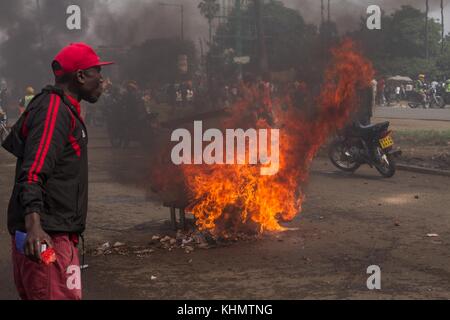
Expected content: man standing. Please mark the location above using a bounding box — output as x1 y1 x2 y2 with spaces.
3 43 113 300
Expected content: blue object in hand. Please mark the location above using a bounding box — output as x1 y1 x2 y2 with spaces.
15 231 27 254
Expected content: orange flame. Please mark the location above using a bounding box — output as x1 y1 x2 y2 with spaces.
182 39 374 236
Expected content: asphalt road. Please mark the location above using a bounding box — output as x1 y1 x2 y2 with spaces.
374 105 450 121
1 126 449 299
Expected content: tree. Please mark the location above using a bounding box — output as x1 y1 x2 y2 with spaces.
352 5 443 78
198 0 220 45
212 0 318 78
425 0 429 59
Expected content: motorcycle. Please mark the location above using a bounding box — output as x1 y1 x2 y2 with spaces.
408 88 445 109
428 87 446 108
329 121 402 178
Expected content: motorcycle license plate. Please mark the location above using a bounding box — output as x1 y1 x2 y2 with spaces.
379 135 394 149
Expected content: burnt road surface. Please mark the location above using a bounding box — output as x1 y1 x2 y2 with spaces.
1 126 449 299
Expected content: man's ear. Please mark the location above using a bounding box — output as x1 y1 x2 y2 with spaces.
75 70 85 85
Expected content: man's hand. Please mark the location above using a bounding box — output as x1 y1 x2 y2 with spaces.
24 212 53 262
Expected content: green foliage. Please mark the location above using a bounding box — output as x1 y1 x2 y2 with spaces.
198 0 220 22
395 130 450 146
211 0 318 77
353 5 447 79
207 3 450 81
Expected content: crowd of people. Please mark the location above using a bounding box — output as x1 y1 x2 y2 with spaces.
0 71 371 147
374 74 450 108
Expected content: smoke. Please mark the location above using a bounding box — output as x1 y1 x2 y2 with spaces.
0 0 207 99
0 0 444 101
283 0 449 33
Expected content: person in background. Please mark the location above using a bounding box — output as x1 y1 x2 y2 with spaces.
444 79 450 105
395 86 401 103
355 85 374 125
18 87 35 115
0 79 7 108
414 74 427 108
371 79 377 109
400 84 406 100
377 78 385 106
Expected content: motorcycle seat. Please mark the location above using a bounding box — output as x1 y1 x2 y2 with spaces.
356 121 390 132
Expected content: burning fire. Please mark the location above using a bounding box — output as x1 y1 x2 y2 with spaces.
181 39 374 236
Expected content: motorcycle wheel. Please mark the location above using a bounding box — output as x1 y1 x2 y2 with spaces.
328 140 361 172
375 150 396 178
436 96 446 108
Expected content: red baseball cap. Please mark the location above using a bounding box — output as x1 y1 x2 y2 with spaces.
53 42 114 76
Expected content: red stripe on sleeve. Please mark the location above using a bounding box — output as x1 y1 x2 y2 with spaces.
69 135 81 157
33 96 61 181
27 94 56 184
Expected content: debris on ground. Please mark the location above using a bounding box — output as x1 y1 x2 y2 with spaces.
160 235 172 243
93 242 111 256
184 245 194 254
426 233 439 237
113 242 126 248
99 242 110 250
134 249 154 255
88 226 263 257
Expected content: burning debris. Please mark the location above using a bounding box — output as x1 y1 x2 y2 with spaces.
175 39 374 237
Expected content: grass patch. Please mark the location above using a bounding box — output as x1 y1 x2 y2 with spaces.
394 130 450 146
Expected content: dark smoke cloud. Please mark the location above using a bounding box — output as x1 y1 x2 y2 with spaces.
283 0 449 33
0 0 98 99
0 0 443 102
92 0 204 46
0 0 207 100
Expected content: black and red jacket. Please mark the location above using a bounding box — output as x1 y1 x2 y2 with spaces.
4 86 88 235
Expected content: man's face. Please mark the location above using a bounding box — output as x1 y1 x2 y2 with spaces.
78 66 104 103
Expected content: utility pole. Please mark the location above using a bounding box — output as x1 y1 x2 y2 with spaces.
321 0 324 26
221 0 226 24
36 0 45 46
327 0 330 23
199 38 205 65
235 0 243 79
255 0 268 75
425 0 429 60
181 4 184 41
441 0 445 54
